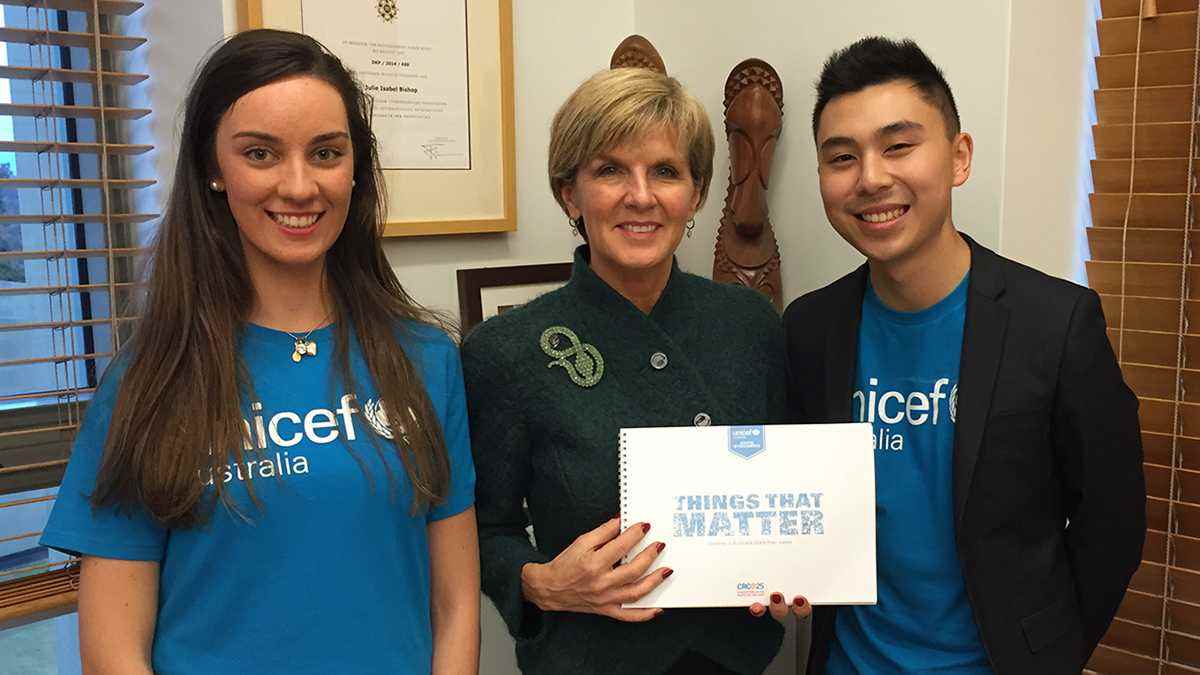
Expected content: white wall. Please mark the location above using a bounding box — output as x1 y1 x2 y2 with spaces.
386 1 1023 315
203 0 1094 310
124 1 226 243
636 0 1012 301
1000 0 1097 283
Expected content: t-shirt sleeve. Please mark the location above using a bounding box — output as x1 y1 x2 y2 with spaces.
427 337 475 522
38 367 168 561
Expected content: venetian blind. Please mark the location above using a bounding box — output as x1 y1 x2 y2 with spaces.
0 0 152 629
1086 0 1200 672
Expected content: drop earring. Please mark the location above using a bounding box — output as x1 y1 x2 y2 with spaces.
209 179 225 193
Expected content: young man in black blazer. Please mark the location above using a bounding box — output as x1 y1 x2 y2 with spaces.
784 37 1145 674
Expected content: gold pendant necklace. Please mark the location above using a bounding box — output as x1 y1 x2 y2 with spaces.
289 337 317 363
284 315 328 364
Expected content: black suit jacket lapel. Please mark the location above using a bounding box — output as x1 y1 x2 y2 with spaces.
825 265 869 422
954 235 1009 528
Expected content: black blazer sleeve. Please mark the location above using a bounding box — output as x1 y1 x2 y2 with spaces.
1053 289 1146 654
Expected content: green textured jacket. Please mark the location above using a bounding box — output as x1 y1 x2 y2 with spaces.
462 246 788 675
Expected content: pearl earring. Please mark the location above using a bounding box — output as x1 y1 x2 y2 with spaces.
209 179 225 193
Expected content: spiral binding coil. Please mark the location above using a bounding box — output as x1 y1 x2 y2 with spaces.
619 429 632 562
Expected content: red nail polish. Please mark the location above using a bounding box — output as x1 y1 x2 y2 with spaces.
642 522 651 534
656 542 666 554
793 596 807 608
771 593 783 604
662 568 673 579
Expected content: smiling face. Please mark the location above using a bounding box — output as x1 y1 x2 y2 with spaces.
560 126 700 288
815 79 972 268
212 75 354 281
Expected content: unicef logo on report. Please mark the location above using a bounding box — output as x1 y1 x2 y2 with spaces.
728 425 766 460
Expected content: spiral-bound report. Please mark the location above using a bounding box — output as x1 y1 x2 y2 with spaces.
618 423 876 608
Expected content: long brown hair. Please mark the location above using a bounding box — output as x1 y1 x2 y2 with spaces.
91 29 452 527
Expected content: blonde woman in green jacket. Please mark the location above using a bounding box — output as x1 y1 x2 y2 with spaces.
462 67 808 675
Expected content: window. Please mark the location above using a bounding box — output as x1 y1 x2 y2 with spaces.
0 0 152 633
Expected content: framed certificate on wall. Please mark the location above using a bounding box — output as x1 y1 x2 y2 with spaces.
237 0 516 237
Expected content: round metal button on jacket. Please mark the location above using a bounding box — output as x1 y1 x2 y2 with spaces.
650 352 668 370
694 412 711 427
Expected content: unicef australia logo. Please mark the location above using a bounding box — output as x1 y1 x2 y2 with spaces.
363 398 412 442
376 0 397 23
728 425 766 460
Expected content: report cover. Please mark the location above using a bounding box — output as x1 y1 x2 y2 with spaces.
619 423 876 608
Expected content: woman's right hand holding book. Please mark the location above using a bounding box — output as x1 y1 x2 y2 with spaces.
520 517 671 622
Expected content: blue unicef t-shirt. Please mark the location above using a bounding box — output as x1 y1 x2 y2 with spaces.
827 274 992 674
40 321 475 675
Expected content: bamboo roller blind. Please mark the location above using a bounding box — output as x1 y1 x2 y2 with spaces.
0 0 152 630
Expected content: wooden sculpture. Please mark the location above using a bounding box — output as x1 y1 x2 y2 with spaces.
713 58 784 310
610 34 666 73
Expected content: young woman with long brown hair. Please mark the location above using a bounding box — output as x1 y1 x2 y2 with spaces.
39 29 479 674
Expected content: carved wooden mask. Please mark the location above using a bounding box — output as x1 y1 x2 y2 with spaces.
610 35 667 74
724 59 784 239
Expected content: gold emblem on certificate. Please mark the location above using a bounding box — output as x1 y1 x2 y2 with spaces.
376 0 397 23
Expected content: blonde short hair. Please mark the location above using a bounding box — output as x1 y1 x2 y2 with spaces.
548 68 715 219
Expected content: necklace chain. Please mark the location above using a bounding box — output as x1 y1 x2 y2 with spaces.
283 323 323 343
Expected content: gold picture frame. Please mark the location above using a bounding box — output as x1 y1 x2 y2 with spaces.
236 0 516 237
